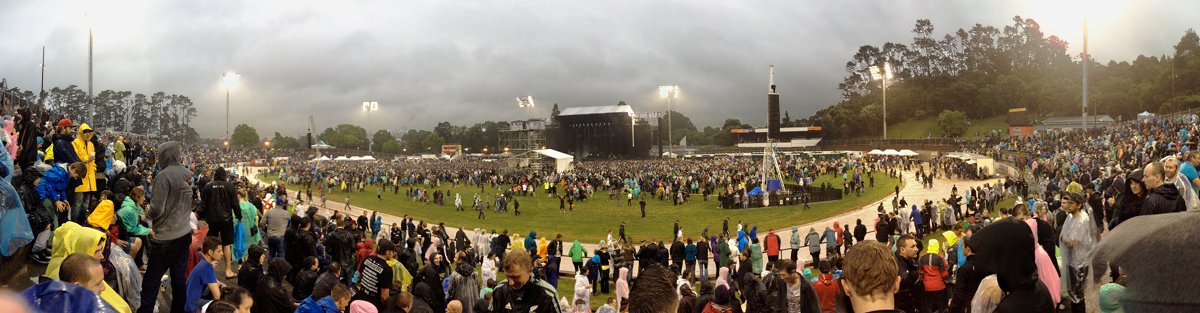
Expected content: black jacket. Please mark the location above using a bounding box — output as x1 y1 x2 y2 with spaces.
670 241 685 262
948 256 985 313
491 277 560 313
894 254 923 313
854 223 867 242
1141 184 1186 216
760 272 788 313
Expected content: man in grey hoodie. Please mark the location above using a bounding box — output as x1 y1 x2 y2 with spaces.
789 226 801 262
138 141 196 313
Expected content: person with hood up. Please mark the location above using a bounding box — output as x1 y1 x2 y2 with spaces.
525 231 538 257
678 283 698 313
715 266 731 291
238 245 267 294
537 237 549 261
918 239 950 313
70 123 98 223
1164 157 1200 211
1109 171 1146 229
574 263 593 309
256 258 297 313
911 205 924 237
1025 219 1061 305
789 226 801 261
614 267 630 310
716 236 732 269
21 253 120 313
450 251 481 313
201 167 242 279
968 218 1054 312
748 237 763 275
138 141 195 313
43 222 132 313
569 240 586 272
853 219 867 245
736 230 748 252
819 226 837 260
701 285 734 313
804 228 820 264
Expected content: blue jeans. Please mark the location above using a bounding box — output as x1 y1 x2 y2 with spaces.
268 236 285 260
138 235 190 313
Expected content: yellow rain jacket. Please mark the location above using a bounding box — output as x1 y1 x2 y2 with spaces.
87 199 116 230
72 123 98 192
45 222 132 313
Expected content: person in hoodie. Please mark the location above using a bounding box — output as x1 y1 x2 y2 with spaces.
803 228 820 264
238 245 267 294
970 219 1055 312
138 141 195 313
296 284 352 313
918 239 949 313
450 251 481 313
69 123 98 223
43 222 132 313
21 253 120 313
788 226 801 262
812 260 840 313
748 237 763 275
116 187 150 268
614 267 630 310
947 229 983 313
525 231 538 258
1140 161 1186 216
37 162 87 228
569 240 586 272
819 226 837 261
201 167 242 279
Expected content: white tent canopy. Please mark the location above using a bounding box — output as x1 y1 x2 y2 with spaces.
334 156 350 161
898 149 919 156
535 149 575 173
311 141 334 150
310 156 331 162
883 149 900 156
867 149 884 155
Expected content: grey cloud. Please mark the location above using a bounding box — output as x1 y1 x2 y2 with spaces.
1 0 1195 138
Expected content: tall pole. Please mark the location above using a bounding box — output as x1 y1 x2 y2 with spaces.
364 107 369 151
667 95 673 156
225 87 230 140
38 46 46 107
882 76 888 140
88 27 94 123
1082 17 1089 130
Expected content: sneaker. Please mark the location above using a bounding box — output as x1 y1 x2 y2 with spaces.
30 250 50 264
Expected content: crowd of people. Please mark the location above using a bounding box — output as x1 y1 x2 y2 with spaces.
0 101 1197 313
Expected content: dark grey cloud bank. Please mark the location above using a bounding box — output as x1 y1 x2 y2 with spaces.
1 0 1195 137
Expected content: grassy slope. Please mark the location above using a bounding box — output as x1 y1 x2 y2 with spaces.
877 115 1008 139
260 173 901 243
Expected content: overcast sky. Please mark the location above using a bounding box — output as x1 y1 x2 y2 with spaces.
1 0 1196 137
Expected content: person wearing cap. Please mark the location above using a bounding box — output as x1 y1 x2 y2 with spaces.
1059 192 1094 313
50 118 81 165
70 123 98 223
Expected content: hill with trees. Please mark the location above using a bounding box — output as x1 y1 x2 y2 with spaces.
810 16 1200 139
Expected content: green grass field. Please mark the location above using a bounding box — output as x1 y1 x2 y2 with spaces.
879 115 1008 139
259 172 901 243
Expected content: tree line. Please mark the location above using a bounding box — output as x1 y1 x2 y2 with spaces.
4 85 200 141
812 16 1200 139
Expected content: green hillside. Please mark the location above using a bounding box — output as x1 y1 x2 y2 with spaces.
865 115 1008 139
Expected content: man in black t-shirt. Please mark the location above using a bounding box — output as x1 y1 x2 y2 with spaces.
354 239 395 309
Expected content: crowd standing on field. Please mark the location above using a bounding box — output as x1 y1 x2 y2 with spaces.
0 104 1198 313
